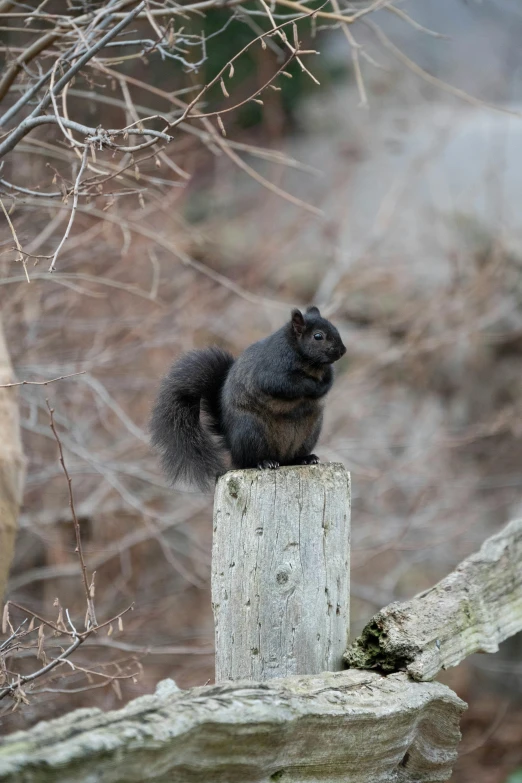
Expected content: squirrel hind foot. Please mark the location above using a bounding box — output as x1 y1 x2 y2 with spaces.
258 459 280 470
299 454 320 465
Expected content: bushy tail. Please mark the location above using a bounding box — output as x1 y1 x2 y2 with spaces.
150 347 235 491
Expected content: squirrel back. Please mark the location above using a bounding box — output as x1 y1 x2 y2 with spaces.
150 307 345 490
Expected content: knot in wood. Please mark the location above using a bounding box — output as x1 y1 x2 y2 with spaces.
274 564 297 591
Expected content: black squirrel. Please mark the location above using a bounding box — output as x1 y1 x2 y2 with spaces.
150 306 346 490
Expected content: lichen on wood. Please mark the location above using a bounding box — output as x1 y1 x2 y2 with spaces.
345 518 522 681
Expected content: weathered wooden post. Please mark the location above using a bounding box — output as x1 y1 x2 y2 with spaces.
212 463 351 682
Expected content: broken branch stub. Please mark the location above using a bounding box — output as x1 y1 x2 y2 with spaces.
345 518 522 681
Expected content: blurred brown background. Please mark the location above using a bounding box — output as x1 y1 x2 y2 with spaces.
1 1 521 781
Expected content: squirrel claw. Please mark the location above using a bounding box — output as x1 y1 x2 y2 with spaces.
300 454 320 465
258 460 280 470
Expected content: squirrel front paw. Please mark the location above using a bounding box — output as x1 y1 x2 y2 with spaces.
300 454 320 465
258 460 280 470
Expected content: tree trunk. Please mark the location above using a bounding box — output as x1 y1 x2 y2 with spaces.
0 321 25 601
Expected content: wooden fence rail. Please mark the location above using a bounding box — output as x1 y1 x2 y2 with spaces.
0 672 464 783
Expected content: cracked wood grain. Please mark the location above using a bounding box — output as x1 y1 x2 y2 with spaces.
212 464 351 681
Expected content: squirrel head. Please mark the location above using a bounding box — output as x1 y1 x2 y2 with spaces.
290 306 346 365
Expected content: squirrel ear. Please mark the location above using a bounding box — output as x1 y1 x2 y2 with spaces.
306 305 321 317
291 309 305 336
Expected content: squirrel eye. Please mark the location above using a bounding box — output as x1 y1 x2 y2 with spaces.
313 332 324 340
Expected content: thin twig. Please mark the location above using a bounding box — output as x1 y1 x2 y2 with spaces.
0 636 83 701
212 127 323 216
330 0 367 108
0 197 29 281
0 620 27 652
45 399 97 628
50 58 84 148
258 0 319 85
168 6 322 131
26 1 147 122
0 115 172 159
364 18 522 118
386 4 448 39
0 371 85 388
0 30 60 103
48 146 88 272
3 601 134 639
6 600 77 637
